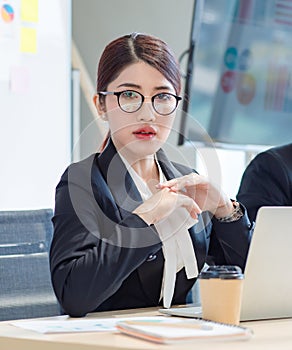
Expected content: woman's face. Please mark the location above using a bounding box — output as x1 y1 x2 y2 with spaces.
95 61 179 160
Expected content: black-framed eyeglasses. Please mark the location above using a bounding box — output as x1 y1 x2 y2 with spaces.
97 90 182 116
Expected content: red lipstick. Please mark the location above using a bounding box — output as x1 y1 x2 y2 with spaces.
133 126 157 140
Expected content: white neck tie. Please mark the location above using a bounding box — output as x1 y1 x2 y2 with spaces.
120 155 198 308
155 209 198 308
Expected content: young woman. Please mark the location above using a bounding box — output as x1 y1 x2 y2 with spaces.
50 33 253 317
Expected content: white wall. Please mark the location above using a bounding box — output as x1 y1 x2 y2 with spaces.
0 0 72 210
196 147 246 199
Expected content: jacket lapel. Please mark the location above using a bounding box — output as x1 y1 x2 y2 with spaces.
96 140 183 217
96 139 144 218
156 148 183 180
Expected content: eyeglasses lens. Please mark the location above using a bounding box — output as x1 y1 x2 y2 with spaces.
119 91 142 112
153 94 177 115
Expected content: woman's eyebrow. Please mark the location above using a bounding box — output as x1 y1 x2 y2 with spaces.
116 83 141 89
116 83 172 91
154 85 172 91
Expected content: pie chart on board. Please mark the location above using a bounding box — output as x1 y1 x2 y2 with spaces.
1 4 15 23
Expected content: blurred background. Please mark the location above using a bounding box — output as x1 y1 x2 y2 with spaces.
1 0 291 210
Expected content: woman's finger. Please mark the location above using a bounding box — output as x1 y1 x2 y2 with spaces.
156 178 178 190
157 173 203 191
177 193 202 216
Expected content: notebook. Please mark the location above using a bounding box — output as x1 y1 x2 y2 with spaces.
116 316 253 344
159 206 292 322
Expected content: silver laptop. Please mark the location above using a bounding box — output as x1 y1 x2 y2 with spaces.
160 206 292 322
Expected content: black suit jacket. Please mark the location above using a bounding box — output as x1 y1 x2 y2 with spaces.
50 139 252 317
237 143 292 222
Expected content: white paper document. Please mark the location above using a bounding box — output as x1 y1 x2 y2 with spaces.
10 316 176 334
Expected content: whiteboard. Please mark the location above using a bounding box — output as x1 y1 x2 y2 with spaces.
0 0 72 210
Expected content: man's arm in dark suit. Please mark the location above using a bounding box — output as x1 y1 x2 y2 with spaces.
237 150 291 222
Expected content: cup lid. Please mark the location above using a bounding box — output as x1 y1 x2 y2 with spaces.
199 265 244 280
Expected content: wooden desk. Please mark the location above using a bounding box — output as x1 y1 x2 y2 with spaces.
0 307 292 350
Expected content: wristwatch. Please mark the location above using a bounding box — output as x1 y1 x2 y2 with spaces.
216 200 244 223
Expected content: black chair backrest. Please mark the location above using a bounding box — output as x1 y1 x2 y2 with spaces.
0 209 60 321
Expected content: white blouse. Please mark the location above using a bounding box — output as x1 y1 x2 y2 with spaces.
120 155 198 308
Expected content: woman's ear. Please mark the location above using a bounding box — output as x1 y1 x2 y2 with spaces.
93 94 107 119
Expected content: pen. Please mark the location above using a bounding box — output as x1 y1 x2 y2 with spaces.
121 320 213 330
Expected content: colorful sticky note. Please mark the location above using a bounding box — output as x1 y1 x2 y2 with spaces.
10 66 30 94
20 27 37 53
21 0 38 23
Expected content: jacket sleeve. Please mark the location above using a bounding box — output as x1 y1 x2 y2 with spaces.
49 163 161 317
207 204 253 271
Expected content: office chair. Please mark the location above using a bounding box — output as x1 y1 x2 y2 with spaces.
0 208 60 321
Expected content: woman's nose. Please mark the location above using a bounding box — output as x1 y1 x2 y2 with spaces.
136 101 156 121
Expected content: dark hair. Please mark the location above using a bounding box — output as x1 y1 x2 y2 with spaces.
96 32 181 95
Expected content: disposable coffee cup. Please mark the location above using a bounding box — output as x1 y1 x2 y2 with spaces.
198 265 244 325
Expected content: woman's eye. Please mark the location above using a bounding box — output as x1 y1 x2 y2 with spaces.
122 91 138 99
156 93 171 101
